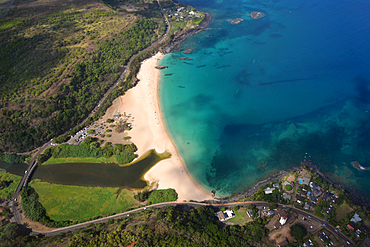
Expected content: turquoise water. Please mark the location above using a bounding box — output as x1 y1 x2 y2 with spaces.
159 0 370 197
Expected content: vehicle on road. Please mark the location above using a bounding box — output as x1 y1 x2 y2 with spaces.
308 216 311 218
25 170 27 173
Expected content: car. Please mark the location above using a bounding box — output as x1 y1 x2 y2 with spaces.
335 229 338 232
310 226 313 228
14 198 17 201
25 170 27 174
308 216 311 218
144 207 147 210
283 205 286 207
323 223 326 226
347 241 351 245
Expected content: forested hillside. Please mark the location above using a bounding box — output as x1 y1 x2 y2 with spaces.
0 0 165 152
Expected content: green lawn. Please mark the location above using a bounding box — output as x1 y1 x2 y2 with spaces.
227 208 252 225
29 180 137 221
41 156 118 165
0 169 22 200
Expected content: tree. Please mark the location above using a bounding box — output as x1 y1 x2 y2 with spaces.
269 202 277 210
290 224 307 240
285 185 292 191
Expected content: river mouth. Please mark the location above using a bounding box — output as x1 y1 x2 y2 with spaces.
1 150 170 189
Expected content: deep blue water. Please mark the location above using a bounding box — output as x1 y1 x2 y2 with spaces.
159 0 370 198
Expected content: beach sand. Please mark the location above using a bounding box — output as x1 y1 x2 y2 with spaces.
108 52 212 201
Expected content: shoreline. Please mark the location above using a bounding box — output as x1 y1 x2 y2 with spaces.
106 52 212 201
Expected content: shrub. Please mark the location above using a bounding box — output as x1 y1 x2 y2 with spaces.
290 224 307 240
146 189 178 205
106 119 114 123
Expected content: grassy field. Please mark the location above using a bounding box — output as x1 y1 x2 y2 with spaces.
0 169 22 200
41 156 118 165
29 180 137 221
227 208 252 225
335 203 353 222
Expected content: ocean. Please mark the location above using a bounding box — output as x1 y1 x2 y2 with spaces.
158 0 370 198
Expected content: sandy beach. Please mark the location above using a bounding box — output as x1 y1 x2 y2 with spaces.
106 53 212 201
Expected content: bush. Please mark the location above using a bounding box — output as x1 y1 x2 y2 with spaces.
134 189 149 202
106 119 114 123
290 224 307 240
146 189 178 205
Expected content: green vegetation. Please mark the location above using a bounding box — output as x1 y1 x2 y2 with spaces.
134 189 149 202
290 224 307 240
0 153 26 164
285 184 292 191
0 169 22 200
227 207 252 225
146 188 178 205
29 180 136 222
0 0 164 153
0 223 21 246
38 137 137 165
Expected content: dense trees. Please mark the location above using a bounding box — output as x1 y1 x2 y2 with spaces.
0 0 160 153
37 137 138 164
290 224 307 240
0 153 26 164
146 189 178 205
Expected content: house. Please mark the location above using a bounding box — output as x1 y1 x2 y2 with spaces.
303 239 314 247
324 205 334 214
347 221 356 231
296 195 305 204
310 196 318 204
268 210 275 216
282 193 292 200
215 210 234 222
318 231 329 242
113 114 121 118
300 185 308 191
273 183 280 188
298 190 307 197
283 181 292 187
264 187 275 194
247 211 253 218
351 213 362 223
278 240 289 247
364 237 370 247
274 221 282 229
278 210 286 218
303 203 310 211
279 215 288 225
299 176 310 185
310 182 322 197
360 224 370 235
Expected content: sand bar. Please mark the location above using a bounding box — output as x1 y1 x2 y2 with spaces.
107 52 212 201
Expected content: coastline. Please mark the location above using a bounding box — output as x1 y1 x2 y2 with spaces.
106 52 212 201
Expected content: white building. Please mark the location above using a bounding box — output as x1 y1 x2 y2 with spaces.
216 209 234 222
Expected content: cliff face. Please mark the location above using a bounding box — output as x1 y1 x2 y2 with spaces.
250 11 266 19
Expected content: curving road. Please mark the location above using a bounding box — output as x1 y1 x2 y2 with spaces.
31 201 353 246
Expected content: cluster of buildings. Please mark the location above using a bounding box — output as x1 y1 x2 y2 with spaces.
163 5 202 22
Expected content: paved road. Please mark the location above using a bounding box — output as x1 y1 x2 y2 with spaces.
32 201 352 246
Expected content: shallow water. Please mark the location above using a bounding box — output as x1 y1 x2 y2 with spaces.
159 0 370 197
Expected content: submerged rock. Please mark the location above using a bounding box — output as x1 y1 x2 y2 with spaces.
230 18 244 24
250 11 266 19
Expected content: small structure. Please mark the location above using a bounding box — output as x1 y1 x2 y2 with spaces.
310 182 322 197
299 176 310 185
264 187 275 194
279 215 288 225
296 196 305 204
347 222 356 231
247 211 253 218
274 221 282 229
273 183 280 188
303 239 314 247
282 193 291 200
364 237 370 247
278 240 289 247
283 181 292 187
303 203 310 211
324 205 334 214
360 224 370 235
268 210 275 216
215 209 234 222
113 114 121 118
351 213 362 223
298 190 307 197
278 210 286 218
318 232 330 243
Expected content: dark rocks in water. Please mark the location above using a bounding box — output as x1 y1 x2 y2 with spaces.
270 33 282 38
183 46 193 54
155 66 168 69
227 18 244 25
197 65 206 68
178 86 185 88
180 57 194 60
183 62 194 65
165 73 173 76
250 11 266 19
